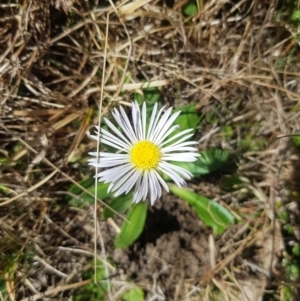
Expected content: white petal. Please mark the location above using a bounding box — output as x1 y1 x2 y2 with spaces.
113 169 141 196
96 163 132 181
149 107 173 141
133 173 145 203
162 155 198 162
163 147 199 152
100 138 130 152
89 152 128 158
149 170 161 205
132 101 143 140
112 112 136 144
124 172 142 194
110 168 136 193
146 102 158 139
155 125 180 145
160 128 193 146
100 129 131 150
136 102 143 140
114 107 137 143
148 172 156 204
132 102 138 137
95 156 129 162
152 110 181 144
162 138 197 152
153 170 169 192
143 172 149 201
147 105 166 140
142 102 147 140
158 163 187 186
104 118 131 145
90 159 129 168
137 171 148 201
160 161 192 178
111 110 132 141
119 106 138 143
166 135 196 146
95 157 129 163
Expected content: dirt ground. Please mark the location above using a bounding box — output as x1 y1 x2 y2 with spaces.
113 195 211 295
1 0 300 300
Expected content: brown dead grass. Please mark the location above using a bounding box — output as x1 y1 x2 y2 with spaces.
1 0 300 300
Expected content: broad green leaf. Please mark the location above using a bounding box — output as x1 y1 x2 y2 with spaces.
174 104 198 134
169 185 234 234
103 193 133 219
122 286 144 301
68 180 111 207
115 202 147 248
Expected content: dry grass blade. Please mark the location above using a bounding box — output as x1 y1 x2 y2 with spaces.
19 279 91 301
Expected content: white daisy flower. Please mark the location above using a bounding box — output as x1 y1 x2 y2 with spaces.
89 102 199 205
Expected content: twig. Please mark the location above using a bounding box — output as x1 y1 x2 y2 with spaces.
19 280 91 301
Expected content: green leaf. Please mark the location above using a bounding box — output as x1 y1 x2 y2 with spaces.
122 286 144 301
222 125 233 139
292 244 300 256
174 104 198 134
292 135 300 148
0 184 10 195
291 10 300 23
115 202 148 248
183 0 198 17
103 194 133 219
197 148 232 174
290 264 300 280
68 180 111 207
67 178 93 195
74 260 108 301
0 280 7 300
169 185 234 234
220 175 244 192
135 86 161 105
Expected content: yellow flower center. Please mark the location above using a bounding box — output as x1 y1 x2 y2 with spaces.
130 140 161 170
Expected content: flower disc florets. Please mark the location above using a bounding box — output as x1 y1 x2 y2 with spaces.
130 141 161 171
